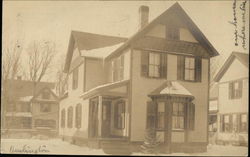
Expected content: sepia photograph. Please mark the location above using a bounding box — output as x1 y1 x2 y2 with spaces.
1 0 249 156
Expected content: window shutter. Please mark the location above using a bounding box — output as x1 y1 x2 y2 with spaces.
195 58 202 82
229 114 233 132
160 54 168 78
146 101 156 129
229 83 233 99
177 55 184 80
239 80 243 98
187 102 195 130
236 114 240 132
141 51 149 77
220 115 224 132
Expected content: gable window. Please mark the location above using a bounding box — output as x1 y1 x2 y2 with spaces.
61 109 66 128
42 90 50 99
112 55 124 82
229 80 243 99
75 104 82 129
156 102 165 130
166 26 179 40
40 104 51 112
141 51 167 78
72 67 79 90
177 56 202 82
149 53 160 77
172 102 184 130
114 100 125 129
67 106 73 128
239 113 248 133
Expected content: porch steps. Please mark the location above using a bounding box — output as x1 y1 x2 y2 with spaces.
100 140 132 155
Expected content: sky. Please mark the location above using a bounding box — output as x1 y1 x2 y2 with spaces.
2 0 249 82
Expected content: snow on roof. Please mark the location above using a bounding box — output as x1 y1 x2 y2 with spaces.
150 81 193 96
80 42 124 58
18 96 33 102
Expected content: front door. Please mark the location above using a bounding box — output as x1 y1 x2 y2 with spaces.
101 101 111 137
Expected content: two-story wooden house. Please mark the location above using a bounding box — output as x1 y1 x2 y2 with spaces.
59 3 219 154
2 79 59 138
213 52 248 146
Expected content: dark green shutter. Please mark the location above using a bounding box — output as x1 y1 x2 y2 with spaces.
141 51 149 77
160 54 168 78
195 58 202 82
177 55 185 80
239 80 243 98
229 114 233 132
220 115 224 132
229 83 233 99
146 101 156 129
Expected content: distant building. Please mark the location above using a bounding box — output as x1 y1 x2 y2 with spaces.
1 78 59 138
212 52 249 146
58 3 219 154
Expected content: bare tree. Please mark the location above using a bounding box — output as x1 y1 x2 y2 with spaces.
55 53 68 97
1 41 23 131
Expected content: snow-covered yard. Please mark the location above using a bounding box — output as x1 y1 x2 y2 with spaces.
0 138 248 156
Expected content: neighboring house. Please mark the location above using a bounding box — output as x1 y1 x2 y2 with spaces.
2 78 59 138
213 52 249 146
208 82 219 144
59 3 219 154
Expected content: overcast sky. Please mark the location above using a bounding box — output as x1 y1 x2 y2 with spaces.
3 1 249 82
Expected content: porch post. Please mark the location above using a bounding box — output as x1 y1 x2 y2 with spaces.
98 96 102 137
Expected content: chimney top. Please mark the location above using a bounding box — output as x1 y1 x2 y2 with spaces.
139 5 149 29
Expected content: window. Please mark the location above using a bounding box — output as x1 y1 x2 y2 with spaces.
239 114 248 133
112 55 124 82
67 106 73 128
221 114 232 132
149 53 160 77
141 51 167 78
177 56 202 82
72 67 79 89
61 109 66 128
166 26 179 40
184 57 195 81
114 101 125 129
172 103 184 130
146 101 156 129
229 80 243 99
42 90 50 99
75 104 82 128
40 104 51 112
157 102 165 130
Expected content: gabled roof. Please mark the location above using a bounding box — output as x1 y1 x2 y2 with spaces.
4 79 55 99
149 81 194 98
214 52 249 82
105 2 219 60
32 86 58 101
64 31 127 73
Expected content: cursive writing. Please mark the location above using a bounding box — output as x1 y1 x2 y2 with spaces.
9 145 50 154
228 0 247 49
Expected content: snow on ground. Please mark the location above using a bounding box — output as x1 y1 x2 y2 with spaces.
1 138 248 156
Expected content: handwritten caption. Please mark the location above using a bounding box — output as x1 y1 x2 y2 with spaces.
9 145 50 154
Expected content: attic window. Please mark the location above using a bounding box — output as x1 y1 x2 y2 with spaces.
166 25 179 40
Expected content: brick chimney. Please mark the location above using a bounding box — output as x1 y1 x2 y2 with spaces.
139 5 149 29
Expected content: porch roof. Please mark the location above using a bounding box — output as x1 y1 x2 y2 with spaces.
80 80 129 100
149 81 193 98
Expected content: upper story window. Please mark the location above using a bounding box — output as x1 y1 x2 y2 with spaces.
75 104 82 129
184 57 195 81
67 106 73 128
40 103 51 112
149 53 160 77
72 67 79 90
166 25 179 40
61 109 66 128
112 55 124 82
229 80 243 99
141 51 167 78
177 56 202 82
42 90 50 99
